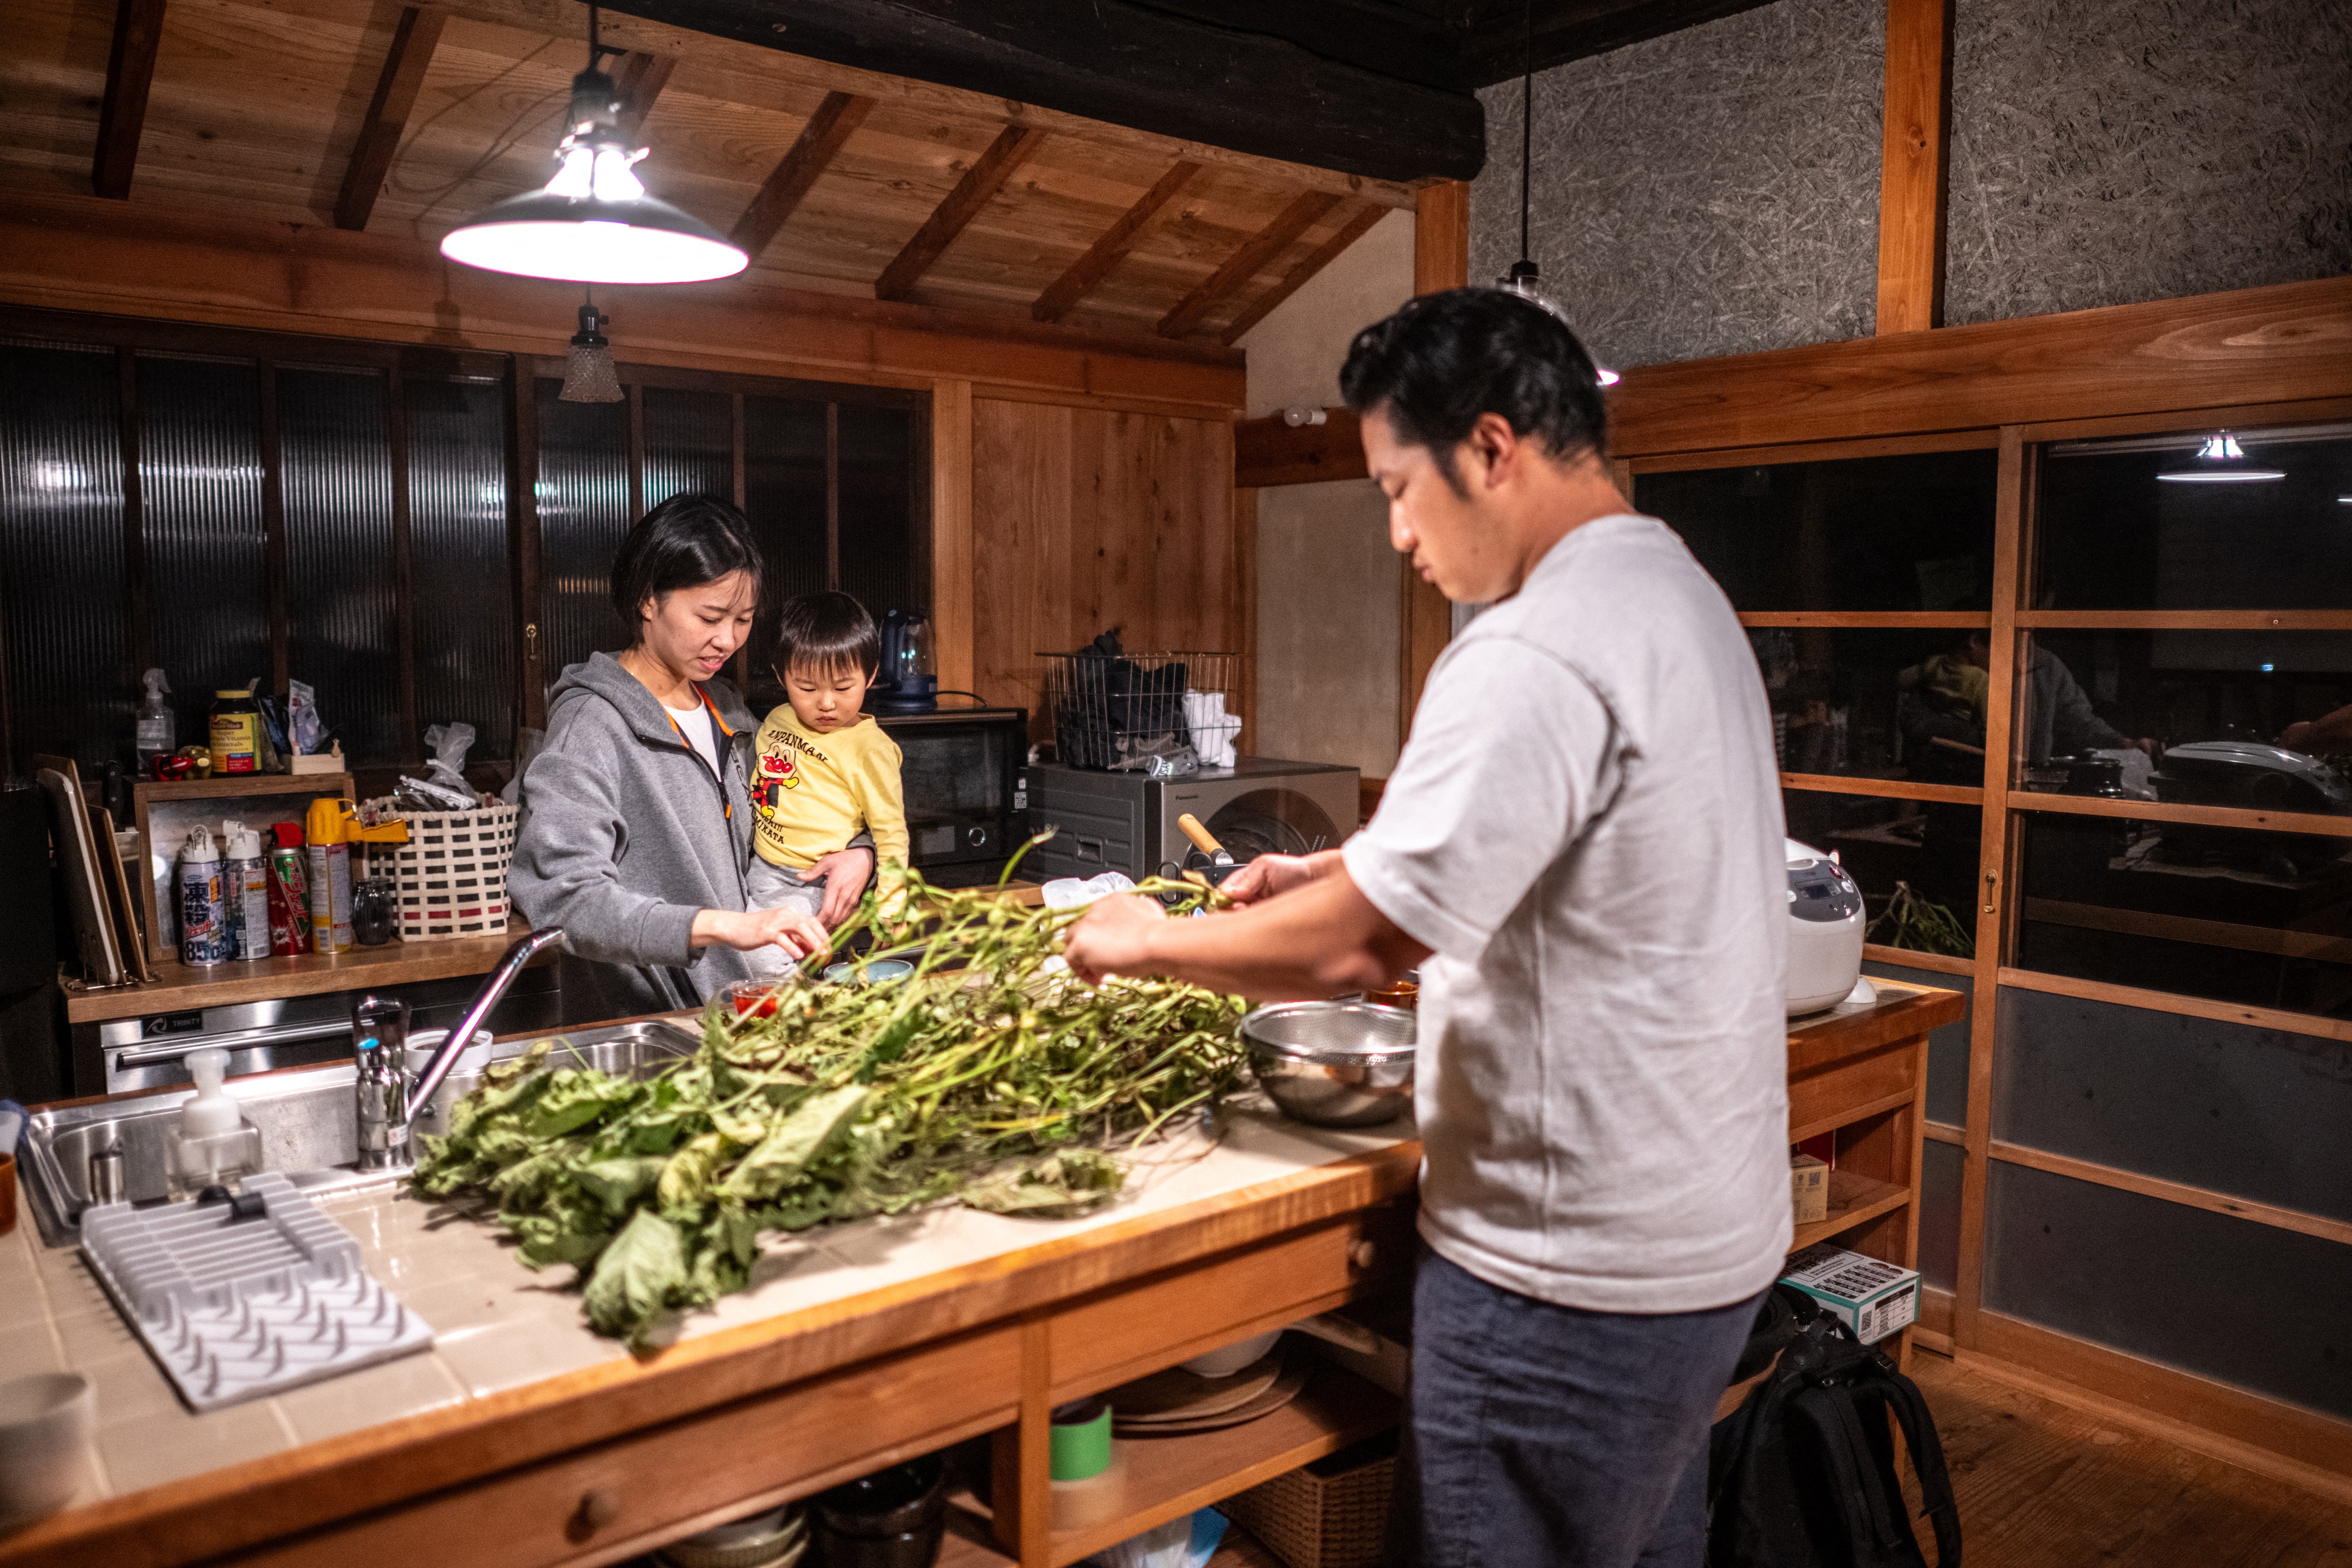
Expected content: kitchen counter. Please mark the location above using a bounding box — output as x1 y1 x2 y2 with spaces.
1 979 1960 1568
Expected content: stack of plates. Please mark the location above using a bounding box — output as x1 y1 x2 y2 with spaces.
1107 1352 1309 1437
656 1505 806 1568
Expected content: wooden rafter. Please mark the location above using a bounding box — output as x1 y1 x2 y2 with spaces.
1157 190 1340 339
611 49 676 141
729 91 874 259
334 5 447 232
874 125 1050 303
93 0 167 200
1219 200 1386 345
1031 160 1201 323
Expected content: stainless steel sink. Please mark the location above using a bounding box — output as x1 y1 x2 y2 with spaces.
18 1018 700 1246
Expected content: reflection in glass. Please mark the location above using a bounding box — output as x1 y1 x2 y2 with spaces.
838 403 917 617
1637 447 1997 612
742 395 828 676
2016 811 2352 1017
405 375 513 757
1785 788 1979 958
279 368 399 765
1755 627 2000 783
536 382 632 678
2037 423 2352 609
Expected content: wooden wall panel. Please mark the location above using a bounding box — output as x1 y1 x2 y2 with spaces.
972 399 1240 736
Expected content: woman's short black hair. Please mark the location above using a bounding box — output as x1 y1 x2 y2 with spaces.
773 591 879 681
1338 287 1608 492
610 493 763 639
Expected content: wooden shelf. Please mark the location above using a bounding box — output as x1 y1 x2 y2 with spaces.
1793 1168 1910 1251
941 1509 1019 1567
62 922 544 1023
1047 1368 1398 1567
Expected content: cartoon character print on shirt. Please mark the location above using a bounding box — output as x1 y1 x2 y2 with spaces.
753 751 801 818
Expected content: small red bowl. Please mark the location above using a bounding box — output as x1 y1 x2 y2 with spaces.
728 979 784 1019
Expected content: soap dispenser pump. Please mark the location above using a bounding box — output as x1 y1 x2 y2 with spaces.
164 1046 263 1199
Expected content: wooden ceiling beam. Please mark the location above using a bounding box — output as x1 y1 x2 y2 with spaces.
1218 200 1387 345
93 0 168 200
729 90 874 259
1031 160 1202 324
334 6 448 232
873 125 1049 303
611 49 677 141
1157 190 1341 340
421 1 1419 211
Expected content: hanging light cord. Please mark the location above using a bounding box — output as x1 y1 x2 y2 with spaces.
587 3 600 73
1520 0 1533 264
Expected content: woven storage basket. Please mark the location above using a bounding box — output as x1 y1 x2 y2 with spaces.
1217 1434 1394 1568
388 802 518 941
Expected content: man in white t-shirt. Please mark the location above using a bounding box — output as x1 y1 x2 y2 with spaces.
1065 287 1790 1566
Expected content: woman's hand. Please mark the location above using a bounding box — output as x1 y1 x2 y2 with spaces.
1216 851 1334 905
692 907 832 962
1062 894 1167 986
806 846 877 928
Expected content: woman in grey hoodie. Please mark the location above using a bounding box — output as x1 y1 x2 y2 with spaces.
509 496 853 1024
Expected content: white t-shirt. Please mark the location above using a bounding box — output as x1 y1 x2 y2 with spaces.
1343 513 1792 1314
670 698 721 776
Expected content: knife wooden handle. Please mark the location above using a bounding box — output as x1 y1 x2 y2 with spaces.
1177 812 1225 858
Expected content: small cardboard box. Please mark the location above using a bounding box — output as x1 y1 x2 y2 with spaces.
1780 1245 1919 1345
1790 1153 1829 1225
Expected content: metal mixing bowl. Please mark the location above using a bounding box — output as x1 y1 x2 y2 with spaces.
1239 1001 1417 1127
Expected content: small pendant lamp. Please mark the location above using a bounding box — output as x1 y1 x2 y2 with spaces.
439 6 746 286
1495 4 1619 388
559 291 623 403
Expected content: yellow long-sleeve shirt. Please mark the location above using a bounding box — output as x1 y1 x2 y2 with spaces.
748 709 909 872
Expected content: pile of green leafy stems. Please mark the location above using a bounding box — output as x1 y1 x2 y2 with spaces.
412 861 1246 1346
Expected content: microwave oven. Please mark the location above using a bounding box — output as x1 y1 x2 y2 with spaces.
874 706 1031 887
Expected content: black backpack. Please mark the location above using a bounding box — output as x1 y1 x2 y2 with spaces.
1707 1291 1962 1568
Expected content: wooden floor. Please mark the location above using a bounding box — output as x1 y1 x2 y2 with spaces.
1208 1348 2352 1567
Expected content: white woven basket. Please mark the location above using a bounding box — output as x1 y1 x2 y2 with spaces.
384 801 518 941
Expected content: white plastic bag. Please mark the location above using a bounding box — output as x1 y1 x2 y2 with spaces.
1085 1508 1227 1568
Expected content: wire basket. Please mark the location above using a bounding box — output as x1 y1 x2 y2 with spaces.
1041 649 1239 772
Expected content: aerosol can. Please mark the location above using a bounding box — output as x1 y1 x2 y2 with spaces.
176 825 232 966
221 819 272 962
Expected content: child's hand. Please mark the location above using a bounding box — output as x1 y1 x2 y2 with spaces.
808 846 877 926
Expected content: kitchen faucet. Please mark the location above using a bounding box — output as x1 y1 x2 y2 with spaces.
352 925 565 1170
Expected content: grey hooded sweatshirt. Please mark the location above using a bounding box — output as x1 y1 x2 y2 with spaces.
508 653 763 1025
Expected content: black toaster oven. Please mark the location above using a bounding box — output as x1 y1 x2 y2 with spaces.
874 705 1031 887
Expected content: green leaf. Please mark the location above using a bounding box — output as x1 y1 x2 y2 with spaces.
960 1150 1127 1218
574 1155 666 1216
527 1067 630 1139
658 1131 727 1210
719 1086 870 1200
583 1208 689 1344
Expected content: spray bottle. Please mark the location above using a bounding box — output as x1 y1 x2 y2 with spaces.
135 668 175 775
176 825 231 966
221 820 272 962
304 797 355 954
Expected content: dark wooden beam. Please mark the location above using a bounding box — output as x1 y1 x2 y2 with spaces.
1157 190 1340 340
1031 160 1200 324
334 5 447 233
873 124 1048 303
729 91 874 259
1458 0 1779 85
595 0 1483 183
93 0 167 200
1235 408 1366 488
610 49 676 141
1219 200 1387 345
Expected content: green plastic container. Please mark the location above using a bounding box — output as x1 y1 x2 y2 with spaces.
1049 1397 1113 1481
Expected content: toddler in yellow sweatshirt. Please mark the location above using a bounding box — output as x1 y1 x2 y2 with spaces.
744 592 908 970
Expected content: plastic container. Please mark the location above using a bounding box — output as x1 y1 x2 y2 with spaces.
175 825 232 966
221 820 271 962
134 668 175 775
163 1046 262 1198
208 689 260 775
813 1456 946 1568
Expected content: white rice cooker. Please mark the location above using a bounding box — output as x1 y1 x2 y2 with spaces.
1785 837 1866 1016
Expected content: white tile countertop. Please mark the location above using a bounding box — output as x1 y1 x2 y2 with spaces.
6 1093 1413 1511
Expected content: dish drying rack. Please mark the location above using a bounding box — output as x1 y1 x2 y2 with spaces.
78 1173 435 1412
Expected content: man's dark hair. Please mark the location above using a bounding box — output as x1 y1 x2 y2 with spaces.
1338 287 1608 492
610 493 763 640
773 591 880 681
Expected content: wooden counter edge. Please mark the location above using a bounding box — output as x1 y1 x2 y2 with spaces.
63 925 550 1024
1 985 1959 1567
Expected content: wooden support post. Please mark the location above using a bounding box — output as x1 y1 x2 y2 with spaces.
335 5 446 232
610 50 675 142
1220 201 1387 346
730 91 873 259
1032 159 1200 323
1398 180 1467 749
1158 190 1341 340
1875 0 1953 334
875 126 1048 303
930 378 975 700
93 0 167 200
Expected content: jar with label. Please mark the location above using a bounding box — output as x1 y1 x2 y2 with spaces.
208 689 260 775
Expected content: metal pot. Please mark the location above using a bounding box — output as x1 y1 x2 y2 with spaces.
1239 1001 1416 1128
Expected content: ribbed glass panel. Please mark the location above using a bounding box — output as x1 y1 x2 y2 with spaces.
742 394 828 672
838 402 918 617
536 380 632 680
643 386 732 510
405 375 513 757
0 341 126 773
138 354 268 707
279 367 398 766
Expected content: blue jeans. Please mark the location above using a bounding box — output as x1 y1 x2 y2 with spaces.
1388 1249 1761 1568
